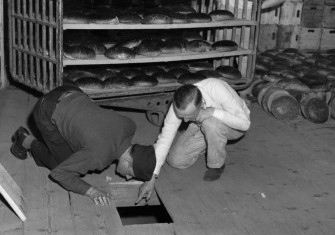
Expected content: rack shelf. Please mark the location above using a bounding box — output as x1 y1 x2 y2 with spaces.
8 0 261 96
63 49 254 66
84 78 251 99
63 19 257 30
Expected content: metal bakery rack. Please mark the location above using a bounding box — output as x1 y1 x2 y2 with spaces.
8 0 261 124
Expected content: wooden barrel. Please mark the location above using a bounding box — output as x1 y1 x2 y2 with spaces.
255 60 270 73
315 66 334 77
330 93 335 119
300 93 330 123
327 72 335 81
257 83 274 105
251 80 269 98
261 87 290 113
267 91 300 121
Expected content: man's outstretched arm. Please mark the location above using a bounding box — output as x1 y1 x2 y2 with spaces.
50 150 113 206
135 174 157 205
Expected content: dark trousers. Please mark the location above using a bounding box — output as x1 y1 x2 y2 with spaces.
31 85 83 170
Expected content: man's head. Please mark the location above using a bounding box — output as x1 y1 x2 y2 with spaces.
173 84 203 122
116 144 156 181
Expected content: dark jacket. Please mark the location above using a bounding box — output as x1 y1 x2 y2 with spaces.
49 92 136 195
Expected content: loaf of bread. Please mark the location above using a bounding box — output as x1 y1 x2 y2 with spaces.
164 37 188 50
152 72 177 84
63 10 90 24
142 66 165 76
132 75 158 87
118 13 143 24
209 10 234 21
158 41 183 54
298 74 329 91
117 38 142 49
104 76 133 89
216 66 242 81
119 68 144 79
187 13 212 23
88 12 119 24
163 5 196 14
87 42 107 55
169 13 191 24
182 30 203 41
168 68 190 78
142 14 173 24
256 60 270 73
196 70 222 79
212 40 238 51
63 45 96 59
188 62 214 72
75 77 104 90
93 69 118 81
281 70 300 79
64 70 97 82
163 63 189 71
136 38 162 57
186 40 212 52
105 46 136 60
177 72 206 84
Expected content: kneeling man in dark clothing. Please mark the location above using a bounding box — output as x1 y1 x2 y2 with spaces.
10 85 156 206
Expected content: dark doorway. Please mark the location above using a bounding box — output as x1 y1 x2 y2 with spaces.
116 205 173 225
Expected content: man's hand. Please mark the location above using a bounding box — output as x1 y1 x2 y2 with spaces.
196 107 215 123
85 186 114 206
135 175 156 205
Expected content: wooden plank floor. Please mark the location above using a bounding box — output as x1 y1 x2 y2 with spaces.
1 86 335 235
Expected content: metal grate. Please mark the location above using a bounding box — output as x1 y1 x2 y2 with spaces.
8 0 62 93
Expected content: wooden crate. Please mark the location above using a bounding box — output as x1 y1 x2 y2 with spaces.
279 1 303 25
303 0 325 4
323 5 335 28
261 7 280 24
320 28 335 50
299 27 322 50
325 0 335 5
277 25 301 49
258 25 278 52
301 5 324 28
0 0 5 89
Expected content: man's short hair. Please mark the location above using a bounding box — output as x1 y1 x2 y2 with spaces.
173 84 202 110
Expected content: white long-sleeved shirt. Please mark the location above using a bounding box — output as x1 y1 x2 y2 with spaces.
153 78 251 175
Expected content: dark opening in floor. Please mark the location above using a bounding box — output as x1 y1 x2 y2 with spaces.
116 205 173 225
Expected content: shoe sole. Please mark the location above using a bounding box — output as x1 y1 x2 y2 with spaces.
10 132 28 160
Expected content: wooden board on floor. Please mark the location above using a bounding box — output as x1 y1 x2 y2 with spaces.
123 223 174 235
155 103 335 235
70 173 125 235
0 88 37 232
156 163 259 235
89 165 160 207
0 163 26 222
2 89 335 234
105 181 160 207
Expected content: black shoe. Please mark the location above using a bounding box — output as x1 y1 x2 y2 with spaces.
203 164 225 181
10 127 30 160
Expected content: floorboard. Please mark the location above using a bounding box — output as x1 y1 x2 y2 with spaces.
1 87 335 234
